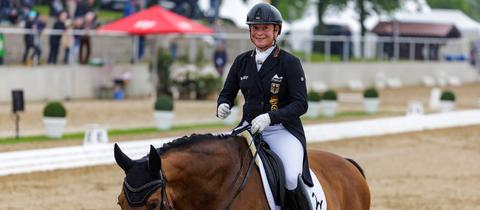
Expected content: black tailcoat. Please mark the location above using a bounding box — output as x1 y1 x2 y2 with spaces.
217 46 313 186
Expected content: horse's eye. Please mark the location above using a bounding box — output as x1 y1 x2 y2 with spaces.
147 202 159 210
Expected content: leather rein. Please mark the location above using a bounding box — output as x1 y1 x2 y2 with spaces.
123 125 259 210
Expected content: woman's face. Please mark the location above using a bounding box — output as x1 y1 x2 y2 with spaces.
250 24 278 51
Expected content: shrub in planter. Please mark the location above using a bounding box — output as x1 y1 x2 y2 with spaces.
322 89 337 117
154 95 174 111
440 90 455 101
308 90 322 102
363 87 379 98
154 95 175 130
306 90 322 118
43 102 67 117
439 90 455 112
43 101 67 138
363 87 380 114
323 89 337 101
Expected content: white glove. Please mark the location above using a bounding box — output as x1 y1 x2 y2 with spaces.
251 113 271 134
217 103 231 119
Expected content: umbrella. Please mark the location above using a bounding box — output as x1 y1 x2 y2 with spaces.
97 6 213 35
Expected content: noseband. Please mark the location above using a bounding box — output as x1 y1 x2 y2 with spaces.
123 127 258 210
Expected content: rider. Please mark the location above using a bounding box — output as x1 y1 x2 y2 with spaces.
216 3 313 209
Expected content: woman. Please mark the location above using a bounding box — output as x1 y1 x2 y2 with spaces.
216 3 313 209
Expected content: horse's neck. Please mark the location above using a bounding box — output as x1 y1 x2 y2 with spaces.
161 137 246 209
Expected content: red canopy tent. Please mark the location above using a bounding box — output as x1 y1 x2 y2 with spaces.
97 5 213 35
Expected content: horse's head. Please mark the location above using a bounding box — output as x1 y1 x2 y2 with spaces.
114 144 170 210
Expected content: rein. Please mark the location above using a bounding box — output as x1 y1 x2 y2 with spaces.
223 126 261 210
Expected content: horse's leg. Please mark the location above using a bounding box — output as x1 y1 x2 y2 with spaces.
308 150 371 210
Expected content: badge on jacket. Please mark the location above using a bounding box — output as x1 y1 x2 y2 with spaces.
270 74 283 111
270 74 283 94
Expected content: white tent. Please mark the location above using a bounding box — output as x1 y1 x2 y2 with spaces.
287 0 480 58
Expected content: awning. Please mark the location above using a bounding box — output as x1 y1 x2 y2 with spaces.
371 21 461 38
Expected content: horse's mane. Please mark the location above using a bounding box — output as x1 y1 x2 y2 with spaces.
157 133 236 154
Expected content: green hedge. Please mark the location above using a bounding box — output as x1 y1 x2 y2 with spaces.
308 90 322 102
440 90 455 101
363 87 379 98
323 89 337 101
43 102 66 117
154 95 174 111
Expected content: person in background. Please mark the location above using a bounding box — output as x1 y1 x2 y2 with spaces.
216 3 314 209
48 10 67 64
74 0 94 18
79 11 96 64
61 18 73 64
22 10 36 64
65 0 77 19
213 44 227 77
31 14 46 65
49 0 65 17
71 16 83 64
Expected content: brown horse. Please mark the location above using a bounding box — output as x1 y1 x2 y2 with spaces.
114 134 370 210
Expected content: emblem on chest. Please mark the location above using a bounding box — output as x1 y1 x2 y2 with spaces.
270 74 283 94
270 74 283 111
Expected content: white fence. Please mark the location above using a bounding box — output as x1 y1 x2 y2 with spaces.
1 109 480 176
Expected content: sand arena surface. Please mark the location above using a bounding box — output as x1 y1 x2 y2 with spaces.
0 84 479 209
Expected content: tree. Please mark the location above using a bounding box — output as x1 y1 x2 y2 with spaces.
317 0 400 57
427 0 480 22
272 0 308 21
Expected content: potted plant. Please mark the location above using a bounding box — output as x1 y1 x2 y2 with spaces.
439 90 455 112
363 87 380 114
306 90 322 118
154 95 175 130
43 101 67 138
224 99 240 125
321 89 338 117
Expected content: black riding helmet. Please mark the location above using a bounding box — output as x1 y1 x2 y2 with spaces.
246 3 283 35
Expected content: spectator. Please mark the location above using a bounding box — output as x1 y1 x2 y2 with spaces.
61 18 73 64
74 0 94 18
65 0 77 18
213 44 227 77
79 11 96 64
71 16 83 64
169 35 180 61
124 0 146 61
49 0 65 17
22 10 37 65
31 15 47 65
48 10 67 64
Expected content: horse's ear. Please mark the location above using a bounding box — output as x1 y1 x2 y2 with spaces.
148 145 161 176
114 143 133 172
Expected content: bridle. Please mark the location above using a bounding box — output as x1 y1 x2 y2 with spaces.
221 125 260 210
122 168 174 210
123 125 259 210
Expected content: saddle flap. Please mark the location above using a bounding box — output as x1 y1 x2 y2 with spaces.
256 142 285 207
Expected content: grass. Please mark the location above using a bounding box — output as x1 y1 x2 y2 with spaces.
291 51 343 62
0 122 230 145
0 110 401 145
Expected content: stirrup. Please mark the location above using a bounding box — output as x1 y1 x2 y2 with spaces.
290 175 313 210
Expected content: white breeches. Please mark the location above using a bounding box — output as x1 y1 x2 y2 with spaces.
262 124 304 190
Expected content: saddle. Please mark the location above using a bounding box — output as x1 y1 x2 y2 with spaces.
232 125 286 208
